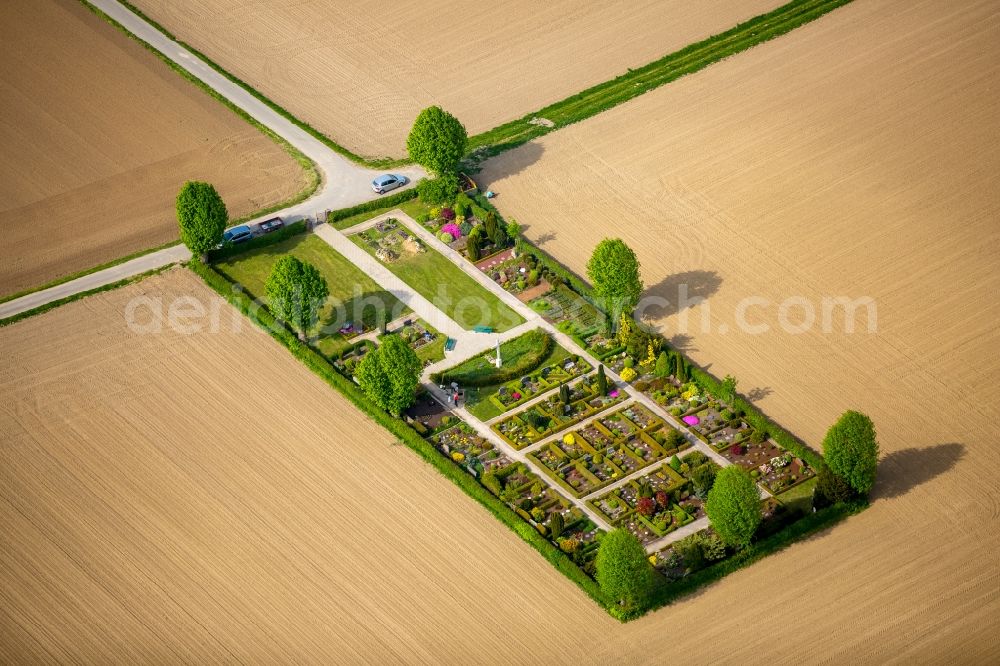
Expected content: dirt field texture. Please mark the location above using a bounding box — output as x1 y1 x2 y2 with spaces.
480 0 1000 659
0 0 308 298
128 0 783 159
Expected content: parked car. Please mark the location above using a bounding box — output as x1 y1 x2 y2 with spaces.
222 225 254 245
258 217 284 234
372 174 407 194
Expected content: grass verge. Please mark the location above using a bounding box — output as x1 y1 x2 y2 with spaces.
0 264 176 327
0 239 182 305
464 0 853 165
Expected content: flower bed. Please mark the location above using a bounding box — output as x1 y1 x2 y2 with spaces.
529 285 606 341
724 438 816 495
483 461 603 574
487 354 592 413
492 374 626 449
433 423 513 477
587 449 722 545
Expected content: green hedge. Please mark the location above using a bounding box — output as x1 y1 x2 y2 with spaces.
207 220 307 263
328 189 418 223
188 262 607 609
515 238 598 306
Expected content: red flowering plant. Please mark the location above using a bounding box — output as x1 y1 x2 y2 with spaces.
636 496 656 516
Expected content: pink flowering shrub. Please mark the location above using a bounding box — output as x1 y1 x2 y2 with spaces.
441 222 463 238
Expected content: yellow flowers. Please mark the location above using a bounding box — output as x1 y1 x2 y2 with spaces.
617 313 633 346
451 451 465 462
648 555 658 566
563 433 575 445
620 367 637 382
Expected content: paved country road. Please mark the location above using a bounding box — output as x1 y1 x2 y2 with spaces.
0 0 423 320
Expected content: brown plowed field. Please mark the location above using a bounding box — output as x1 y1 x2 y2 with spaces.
128 0 783 158
479 0 1000 658
0 0 307 297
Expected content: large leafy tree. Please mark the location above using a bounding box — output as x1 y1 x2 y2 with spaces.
822 410 879 496
356 335 422 415
264 256 329 340
176 181 227 260
595 529 655 610
587 238 643 324
407 106 468 176
705 466 761 548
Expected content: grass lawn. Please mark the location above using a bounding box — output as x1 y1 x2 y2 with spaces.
332 198 431 230
350 229 524 332
447 333 573 421
774 476 819 515
215 233 409 357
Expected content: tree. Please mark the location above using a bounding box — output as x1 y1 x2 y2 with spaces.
705 466 761 548
587 238 643 323
675 354 688 383
406 106 467 176
356 335 422 415
595 529 655 610
483 211 508 247
559 383 571 406
597 364 609 396
655 351 670 378
466 228 482 261
691 464 717 499
176 181 227 260
822 410 879 496
265 256 329 340
416 173 460 205
548 511 564 540
720 374 738 403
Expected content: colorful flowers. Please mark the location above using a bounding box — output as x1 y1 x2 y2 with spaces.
451 451 465 462
440 222 463 238
563 433 575 445
620 367 637 382
683 415 700 426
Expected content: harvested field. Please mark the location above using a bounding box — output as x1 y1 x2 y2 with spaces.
128 0 783 158
0 269 609 663
0 0 308 298
480 0 1000 658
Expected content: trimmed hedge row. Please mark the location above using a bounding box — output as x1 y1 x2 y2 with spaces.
327 188 418 223
632 499 866 620
208 221 307 263
188 262 608 609
431 330 554 387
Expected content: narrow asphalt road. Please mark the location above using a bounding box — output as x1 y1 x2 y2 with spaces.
1 0 423 320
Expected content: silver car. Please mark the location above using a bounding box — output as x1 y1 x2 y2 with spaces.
372 174 407 194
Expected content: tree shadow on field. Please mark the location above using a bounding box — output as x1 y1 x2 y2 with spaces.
745 386 773 402
639 270 723 321
478 141 545 184
873 443 965 501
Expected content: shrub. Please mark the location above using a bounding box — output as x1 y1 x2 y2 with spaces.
822 410 879 496
416 174 460 205
440 206 456 221
664 428 685 450
623 357 635 369
441 222 463 238
459 221 473 236
595 529 654 610
655 351 670 378
439 231 454 243
328 188 417 223
549 511 565 540
749 429 766 445
620 367 637 382
415 212 431 224
730 443 746 456
481 472 502 496
814 465 857 509
635 496 655 517
597 365 609 396
691 464 716 498
669 455 682 472
655 490 669 509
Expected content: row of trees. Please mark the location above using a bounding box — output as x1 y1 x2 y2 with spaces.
595 410 880 612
